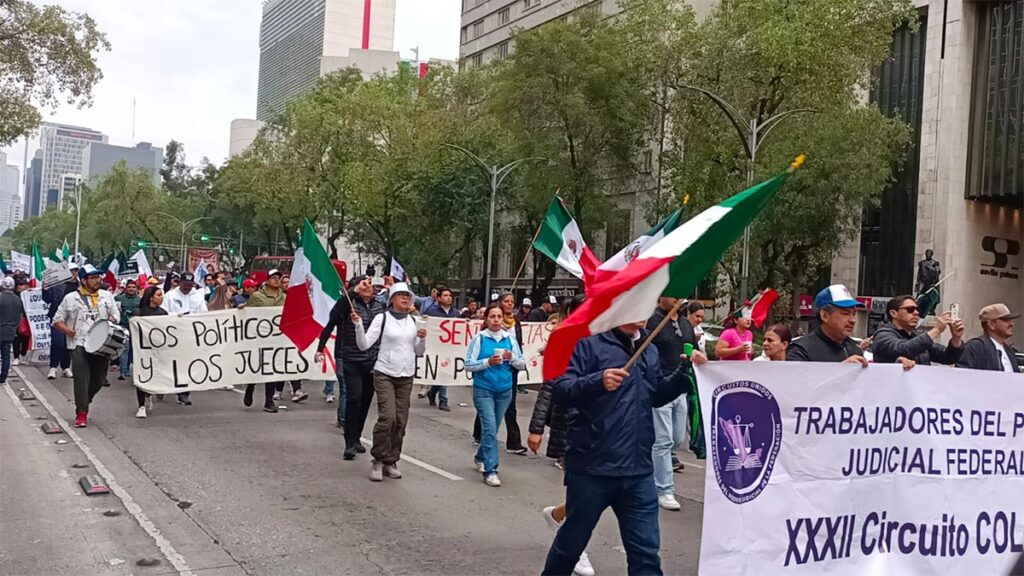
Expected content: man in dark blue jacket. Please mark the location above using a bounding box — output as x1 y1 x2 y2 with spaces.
543 320 691 576
422 286 459 411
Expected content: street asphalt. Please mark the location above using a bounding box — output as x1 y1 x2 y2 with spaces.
0 363 705 575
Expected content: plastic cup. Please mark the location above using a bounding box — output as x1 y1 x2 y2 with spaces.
683 343 694 356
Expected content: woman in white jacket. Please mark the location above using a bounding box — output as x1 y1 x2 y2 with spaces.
353 282 426 482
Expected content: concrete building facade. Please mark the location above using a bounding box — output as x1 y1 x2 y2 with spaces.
81 142 163 187
37 123 107 216
22 151 42 219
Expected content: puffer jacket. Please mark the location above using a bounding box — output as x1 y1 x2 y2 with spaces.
528 380 568 459
248 284 285 307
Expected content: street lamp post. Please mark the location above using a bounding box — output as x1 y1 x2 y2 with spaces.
156 212 213 269
443 144 544 302
72 182 82 264
678 84 815 302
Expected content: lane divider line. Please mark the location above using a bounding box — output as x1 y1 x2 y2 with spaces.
359 437 463 481
15 367 195 576
2 383 31 419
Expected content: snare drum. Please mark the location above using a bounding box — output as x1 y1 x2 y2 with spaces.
84 320 129 358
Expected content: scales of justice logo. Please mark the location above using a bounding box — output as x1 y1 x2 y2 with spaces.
710 380 783 504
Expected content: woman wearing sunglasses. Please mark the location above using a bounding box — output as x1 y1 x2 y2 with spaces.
873 295 965 366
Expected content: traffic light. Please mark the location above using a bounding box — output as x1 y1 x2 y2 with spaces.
228 247 236 255
199 234 211 242
134 240 149 248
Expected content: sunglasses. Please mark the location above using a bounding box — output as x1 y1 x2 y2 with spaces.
899 306 920 314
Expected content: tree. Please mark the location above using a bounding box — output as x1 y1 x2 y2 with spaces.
0 1 109 145
668 0 917 315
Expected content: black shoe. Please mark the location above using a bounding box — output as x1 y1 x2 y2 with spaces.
243 387 254 407
102 380 111 387
438 402 450 412
117 375 125 381
343 446 358 460
427 394 436 407
177 399 192 406
506 447 528 455
672 456 684 472
263 404 278 413
354 443 367 454
517 386 528 395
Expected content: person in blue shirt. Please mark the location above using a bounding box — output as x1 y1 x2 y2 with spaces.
465 303 526 487
422 286 460 411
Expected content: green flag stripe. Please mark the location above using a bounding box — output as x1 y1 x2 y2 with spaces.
533 197 574 262
301 220 343 298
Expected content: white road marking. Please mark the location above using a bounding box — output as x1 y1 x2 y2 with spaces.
359 437 463 481
680 458 705 470
1 383 31 419
15 367 195 576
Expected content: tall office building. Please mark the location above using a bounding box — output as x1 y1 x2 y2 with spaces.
37 122 107 215
22 151 42 219
256 0 397 121
0 152 19 199
60 174 82 211
0 151 21 234
81 141 164 187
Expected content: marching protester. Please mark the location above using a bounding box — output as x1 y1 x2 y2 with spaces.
232 279 257 308
716 311 754 361
787 284 869 366
957 303 1021 373
461 297 479 319
755 324 792 362
543 317 703 576
529 295 557 322
473 293 528 453
317 275 386 454
678 301 706 459
422 285 459 411
0 276 26 386
52 265 120 428
466 302 527 486
13 277 30 366
134 286 166 418
202 272 217 301
516 297 533 324
243 269 305 411
162 272 207 406
206 284 231 311
115 279 141 380
43 262 77 379
646 297 687 511
873 296 964 365
353 281 427 482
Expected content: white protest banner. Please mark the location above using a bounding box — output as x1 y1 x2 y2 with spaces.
413 316 551 386
10 250 31 274
20 288 50 363
42 261 72 286
696 362 1023 576
131 307 329 394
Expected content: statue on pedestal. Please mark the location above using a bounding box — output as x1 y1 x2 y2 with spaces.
915 249 941 317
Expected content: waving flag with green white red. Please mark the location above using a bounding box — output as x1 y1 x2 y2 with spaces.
533 196 600 284
593 207 684 284
281 219 344 352
543 157 803 380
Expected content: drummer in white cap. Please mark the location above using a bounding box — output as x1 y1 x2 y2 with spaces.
52 265 120 428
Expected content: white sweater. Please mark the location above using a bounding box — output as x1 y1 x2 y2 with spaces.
354 312 426 378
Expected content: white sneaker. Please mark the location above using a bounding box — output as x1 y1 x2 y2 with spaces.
63 369 73 378
542 506 562 531
273 392 282 401
658 494 681 511
484 473 501 487
325 393 335 404
292 391 309 403
369 460 383 482
383 463 402 479
47 368 57 380
12 358 19 366
573 551 596 576
135 406 148 418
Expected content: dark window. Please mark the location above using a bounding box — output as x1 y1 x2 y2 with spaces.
604 209 632 260
967 0 1024 208
859 16 927 296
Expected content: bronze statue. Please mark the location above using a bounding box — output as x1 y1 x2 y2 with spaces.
916 249 941 317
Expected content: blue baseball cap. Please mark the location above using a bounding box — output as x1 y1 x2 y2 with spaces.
814 284 863 310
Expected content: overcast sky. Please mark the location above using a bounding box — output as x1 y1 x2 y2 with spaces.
1 0 461 180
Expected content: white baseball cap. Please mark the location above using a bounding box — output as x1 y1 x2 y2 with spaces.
522 297 533 307
548 295 558 305
0 277 14 290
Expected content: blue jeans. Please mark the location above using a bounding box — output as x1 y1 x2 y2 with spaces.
0 340 12 383
118 335 132 377
652 395 687 496
428 385 448 404
323 372 346 426
49 328 70 369
473 386 513 475
543 472 662 576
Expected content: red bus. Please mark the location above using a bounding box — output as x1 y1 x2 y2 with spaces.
248 256 348 285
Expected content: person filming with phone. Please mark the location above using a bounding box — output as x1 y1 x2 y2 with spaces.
873 296 965 367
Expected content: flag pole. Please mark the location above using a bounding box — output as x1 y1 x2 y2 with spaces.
510 188 559 294
624 298 687 371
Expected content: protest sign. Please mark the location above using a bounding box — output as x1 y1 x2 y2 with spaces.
10 250 31 274
696 362 1023 576
42 261 72 286
131 307 328 394
413 316 551 386
20 288 50 363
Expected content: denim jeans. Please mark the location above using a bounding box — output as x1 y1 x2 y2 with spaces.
427 385 448 404
118 335 132 377
473 386 513 475
0 339 12 383
652 395 688 496
49 328 70 369
323 372 346 426
543 472 662 576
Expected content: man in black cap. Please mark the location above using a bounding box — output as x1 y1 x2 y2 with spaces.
163 272 208 315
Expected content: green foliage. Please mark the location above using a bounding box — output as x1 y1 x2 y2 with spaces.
0 0 110 145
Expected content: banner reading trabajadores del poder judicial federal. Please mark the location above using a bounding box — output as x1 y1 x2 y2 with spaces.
696 362 1023 576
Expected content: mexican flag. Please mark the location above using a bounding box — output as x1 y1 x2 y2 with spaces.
31 243 45 283
130 249 153 285
281 219 344 352
543 159 801 381
99 251 128 289
593 208 684 284
533 196 600 283
734 288 780 329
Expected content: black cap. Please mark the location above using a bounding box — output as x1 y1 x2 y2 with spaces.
348 274 369 290
180 273 196 284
